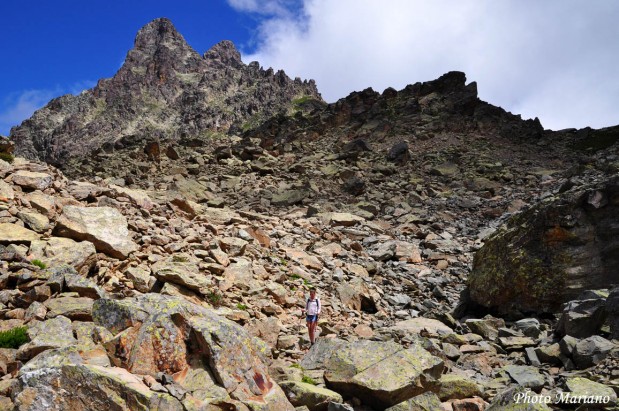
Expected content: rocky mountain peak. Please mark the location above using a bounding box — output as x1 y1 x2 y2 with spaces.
204 40 243 67
11 18 322 166
133 17 185 52
121 18 203 78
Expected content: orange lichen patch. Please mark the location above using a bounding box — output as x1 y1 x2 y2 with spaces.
544 225 576 245
151 326 188 374
104 326 140 368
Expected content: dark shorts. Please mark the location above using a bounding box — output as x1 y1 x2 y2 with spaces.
306 314 318 323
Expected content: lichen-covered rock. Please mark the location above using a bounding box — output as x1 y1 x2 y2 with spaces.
92 294 293 410
386 392 443 411
487 386 553 410
13 364 183 411
17 316 77 361
54 206 138 260
151 258 211 294
0 223 40 245
17 210 49 233
279 380 342 411
438 374 483 401
564 377 617 405
312 339 444 409
29 238 97 276
44 297 94 321
470 176 619 314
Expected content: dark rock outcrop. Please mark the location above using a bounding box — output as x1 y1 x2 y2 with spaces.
469 176 619 315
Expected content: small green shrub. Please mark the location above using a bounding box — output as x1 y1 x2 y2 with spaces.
290 363 303 370
206 291 223 307
0 326 29 349
0 152 14 163
290 273 301 280
31 259 46 269
172 255 189 263
236 303 248 311
301 375 317 385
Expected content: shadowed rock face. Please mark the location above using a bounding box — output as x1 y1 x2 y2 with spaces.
11 18 322 167
469 176 619 315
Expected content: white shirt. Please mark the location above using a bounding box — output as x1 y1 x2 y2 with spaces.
306 297 321 315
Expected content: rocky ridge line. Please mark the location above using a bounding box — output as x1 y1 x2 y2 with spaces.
11 18 322 167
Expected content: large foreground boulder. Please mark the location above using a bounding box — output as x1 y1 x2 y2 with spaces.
54 206 138 260
469 176 619 314
91 294 293 410
14 364 183 411
301 339 444 409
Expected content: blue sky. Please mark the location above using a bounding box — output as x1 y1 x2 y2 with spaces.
1 0 619 135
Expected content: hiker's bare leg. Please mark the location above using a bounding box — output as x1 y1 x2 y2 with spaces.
309 321 316 344
306 321 312 343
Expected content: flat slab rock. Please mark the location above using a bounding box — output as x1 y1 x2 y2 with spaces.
390 317 454 336
10 170 53 190
0 223 40 245
53 206 138 260
14 364 183 411
29 237 97 275
301 338 444 409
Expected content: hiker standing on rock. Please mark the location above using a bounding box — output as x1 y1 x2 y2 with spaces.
303 288 321 346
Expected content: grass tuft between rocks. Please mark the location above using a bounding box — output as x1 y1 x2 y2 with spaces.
31 259 47 269
0 326 29 349
301 375 317 385
0 153 14 163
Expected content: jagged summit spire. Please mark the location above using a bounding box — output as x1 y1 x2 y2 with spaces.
133 17 190 53
204 40 243 67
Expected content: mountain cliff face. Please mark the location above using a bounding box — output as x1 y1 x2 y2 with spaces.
11 18 321 167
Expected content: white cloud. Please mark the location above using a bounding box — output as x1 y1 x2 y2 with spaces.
0 90 55 136
234 0 619 130
228 0 302 17
0 81 95 136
